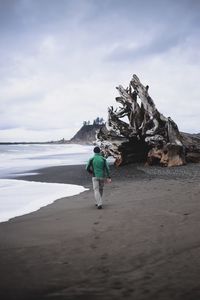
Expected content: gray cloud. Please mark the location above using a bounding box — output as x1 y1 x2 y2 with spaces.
0 0 199 141
104 33 183 62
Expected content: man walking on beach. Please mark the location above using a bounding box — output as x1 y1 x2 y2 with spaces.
86 146 111 209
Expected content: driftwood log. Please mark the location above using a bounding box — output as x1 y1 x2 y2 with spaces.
97 74 200 167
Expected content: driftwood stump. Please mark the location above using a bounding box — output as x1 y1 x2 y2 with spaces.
97 74 200 167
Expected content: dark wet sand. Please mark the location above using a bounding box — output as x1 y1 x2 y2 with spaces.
0 163 200 300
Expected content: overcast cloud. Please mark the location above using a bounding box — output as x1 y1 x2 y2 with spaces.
0 0 200 142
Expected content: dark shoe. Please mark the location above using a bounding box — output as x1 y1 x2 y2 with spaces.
97 205 102 209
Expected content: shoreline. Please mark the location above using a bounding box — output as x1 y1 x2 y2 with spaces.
0 163 200 299
2 162 199 223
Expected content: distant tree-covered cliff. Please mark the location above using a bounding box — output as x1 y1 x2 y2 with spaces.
70 118 105 144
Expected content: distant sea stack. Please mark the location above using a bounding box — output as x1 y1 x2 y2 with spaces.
70 124 104 144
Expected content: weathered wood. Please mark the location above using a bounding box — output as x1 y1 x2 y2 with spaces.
97 74 200 166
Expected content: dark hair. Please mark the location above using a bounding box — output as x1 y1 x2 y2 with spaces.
93 146 100 153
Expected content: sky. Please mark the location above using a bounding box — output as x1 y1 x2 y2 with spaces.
0 0 200 142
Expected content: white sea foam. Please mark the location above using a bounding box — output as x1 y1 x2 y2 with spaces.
0 144 93 178
14 172 39 177
0 179 88 223
0 144 93 222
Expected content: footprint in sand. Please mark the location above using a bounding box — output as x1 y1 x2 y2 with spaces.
111 280 123 290
90 244 97 249
101 253 108 260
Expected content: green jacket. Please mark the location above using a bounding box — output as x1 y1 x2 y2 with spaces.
86 153 110 178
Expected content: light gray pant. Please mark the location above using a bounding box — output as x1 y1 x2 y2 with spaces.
92 177 104 206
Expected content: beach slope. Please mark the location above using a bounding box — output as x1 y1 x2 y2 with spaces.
0 164 200 300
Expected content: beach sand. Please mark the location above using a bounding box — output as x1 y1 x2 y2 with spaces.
0 163 200 300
